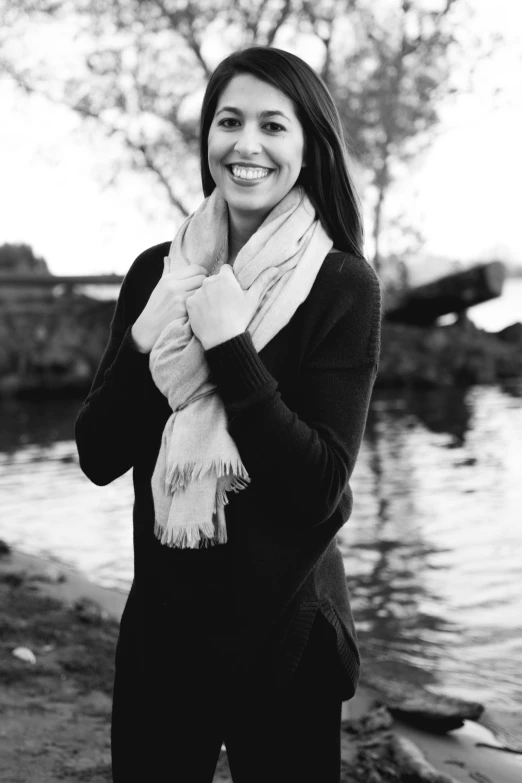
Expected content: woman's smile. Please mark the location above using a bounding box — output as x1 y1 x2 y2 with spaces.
225 164 275 186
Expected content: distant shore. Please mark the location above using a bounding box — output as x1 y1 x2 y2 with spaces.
1 292 521 396
1 541 521 782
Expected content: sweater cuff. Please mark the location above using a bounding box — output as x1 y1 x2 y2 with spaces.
204 330 277 406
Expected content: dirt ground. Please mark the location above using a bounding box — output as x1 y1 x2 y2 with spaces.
0 563 119 782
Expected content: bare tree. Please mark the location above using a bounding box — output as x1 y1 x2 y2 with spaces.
329 0 474 271
1 0 498 267
1 0 311 216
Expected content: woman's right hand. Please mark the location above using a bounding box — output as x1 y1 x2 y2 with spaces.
131 263 209 353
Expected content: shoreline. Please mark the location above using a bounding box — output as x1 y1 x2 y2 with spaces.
1 547 129 620
1 543 522 782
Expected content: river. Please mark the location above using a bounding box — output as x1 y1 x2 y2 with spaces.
0 278 521 732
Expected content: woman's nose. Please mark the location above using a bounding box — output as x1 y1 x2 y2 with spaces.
234 129 262 156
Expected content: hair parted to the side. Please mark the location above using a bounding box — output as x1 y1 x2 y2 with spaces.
199 45 365 261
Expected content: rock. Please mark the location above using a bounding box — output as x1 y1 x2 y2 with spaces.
342 705 394 735
72 597 108 624
1 570 26 587
495 322 522 344
377 319 522 387
0 538 11 557
391 734 461 782
352 735 399 782
12 646 37 664
363 675 484 733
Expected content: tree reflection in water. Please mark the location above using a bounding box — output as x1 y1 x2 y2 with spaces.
338 387 474 688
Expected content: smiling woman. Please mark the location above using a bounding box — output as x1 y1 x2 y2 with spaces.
75 45 382 783
207 74 307 263
199 47 365 264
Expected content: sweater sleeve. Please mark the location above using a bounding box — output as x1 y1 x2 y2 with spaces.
75 252 161 486
204 260 382 527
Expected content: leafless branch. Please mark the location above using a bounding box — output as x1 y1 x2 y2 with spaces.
150 0 212 77
265 0 293 46
136 143 190 216
1 60 190 214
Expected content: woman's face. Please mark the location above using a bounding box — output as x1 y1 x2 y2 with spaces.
207 74 306 224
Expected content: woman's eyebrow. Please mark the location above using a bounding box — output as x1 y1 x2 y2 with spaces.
216 106 291 122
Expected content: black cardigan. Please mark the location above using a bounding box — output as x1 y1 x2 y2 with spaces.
75 243 382 700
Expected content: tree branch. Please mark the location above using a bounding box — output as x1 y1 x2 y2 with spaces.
136 144 190 217
265 0 293 46
1 62 190 215
150 0 212 77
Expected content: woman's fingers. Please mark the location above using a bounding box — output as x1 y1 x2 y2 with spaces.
169 265 209 279
178 274 208 291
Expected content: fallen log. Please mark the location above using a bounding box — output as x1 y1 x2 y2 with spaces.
386 261 506 326
362 674 484 733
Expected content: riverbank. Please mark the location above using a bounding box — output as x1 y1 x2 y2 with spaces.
1 285 522 396
1 543 521 782
376 316 522 387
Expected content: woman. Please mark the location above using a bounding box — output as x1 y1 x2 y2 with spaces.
76 46 381 783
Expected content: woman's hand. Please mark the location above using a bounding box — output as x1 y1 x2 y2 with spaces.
131 263 209 353
186 264 278 350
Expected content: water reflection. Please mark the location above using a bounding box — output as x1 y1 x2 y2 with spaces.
340 398 458 688
1 387 522 720
0 397 134 592
0 397 81 452
339 385 522 714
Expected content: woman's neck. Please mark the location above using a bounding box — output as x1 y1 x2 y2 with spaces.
227 209 267 265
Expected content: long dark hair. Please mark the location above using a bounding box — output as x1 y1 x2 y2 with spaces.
199 46 365 260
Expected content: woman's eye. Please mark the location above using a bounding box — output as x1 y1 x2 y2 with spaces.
218 119 285 132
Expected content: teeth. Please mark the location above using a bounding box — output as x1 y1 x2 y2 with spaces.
231 166 270 180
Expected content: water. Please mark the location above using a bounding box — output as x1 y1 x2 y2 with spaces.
0 279 521 730
341 383 522 719
468 276 522 331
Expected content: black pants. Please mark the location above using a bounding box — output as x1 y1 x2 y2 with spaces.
111 611 343 782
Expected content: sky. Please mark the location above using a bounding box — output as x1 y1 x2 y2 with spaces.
0 0 521 279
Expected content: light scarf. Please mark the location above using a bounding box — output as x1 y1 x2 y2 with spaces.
149 184 333 548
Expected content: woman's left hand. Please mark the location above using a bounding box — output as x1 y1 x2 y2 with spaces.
186 264 278 350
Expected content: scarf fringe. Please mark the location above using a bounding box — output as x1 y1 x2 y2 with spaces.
213 476 249 513
165 458 250 495
154 519 219 549
155 463 247 549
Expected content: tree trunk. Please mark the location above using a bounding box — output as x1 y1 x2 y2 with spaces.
372 183 386 275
